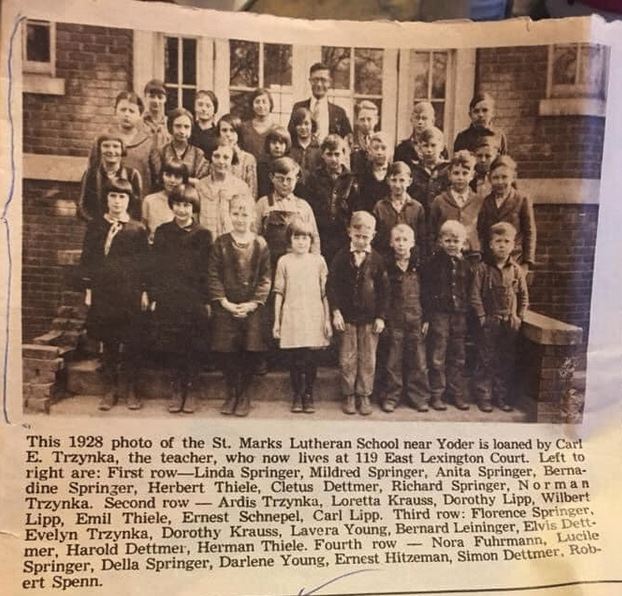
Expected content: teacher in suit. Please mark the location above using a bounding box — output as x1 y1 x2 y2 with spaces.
288 63 353 143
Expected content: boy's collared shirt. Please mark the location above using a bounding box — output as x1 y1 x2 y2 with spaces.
450 188 470 209
349 242 372 267
255 192 321 253
143 112 171 150
372 195 426 257
421 250 471 318
327 246 389 324
470 256 529 320
385 254 423 327
429 189 483 253
477 187 537 266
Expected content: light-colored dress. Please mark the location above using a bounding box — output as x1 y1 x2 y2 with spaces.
142 190 174 242
196 173 252 240
273 252 329 349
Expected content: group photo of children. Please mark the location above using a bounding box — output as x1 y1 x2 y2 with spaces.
76 62 536 419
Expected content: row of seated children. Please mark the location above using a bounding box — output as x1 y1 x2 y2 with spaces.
81 176 527 417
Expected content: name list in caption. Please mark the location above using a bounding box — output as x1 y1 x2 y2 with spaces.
21 433 600 591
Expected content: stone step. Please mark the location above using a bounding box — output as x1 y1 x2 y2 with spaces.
66 359 342 402
52 317 85 332
573 370 586 393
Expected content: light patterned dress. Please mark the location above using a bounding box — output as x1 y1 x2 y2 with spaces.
273 252 330 349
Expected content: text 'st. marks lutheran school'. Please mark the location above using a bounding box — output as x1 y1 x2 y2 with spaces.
20 20 607 421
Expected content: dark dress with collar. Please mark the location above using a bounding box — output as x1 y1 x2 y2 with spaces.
150 220 213 354
80 217 149 343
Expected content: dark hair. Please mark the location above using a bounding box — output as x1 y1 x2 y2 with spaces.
270 157 300 176
249 88 274 114
309 62 331 76
103 176 136 201
114 91 144 115
286 216 315 246
195 89 219 115
161 158 190 184
320 133 344 153
288 106 318 140
450 150 476 170
143 79 166 96
264 126 292 155
166 107 194 134
95 134 126 160
469 92 495 112
168 184 200 214
217 113 243 137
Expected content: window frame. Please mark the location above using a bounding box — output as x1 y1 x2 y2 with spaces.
228 39 294 126
163 34 199 112
539 43 608 118
23 19 55 76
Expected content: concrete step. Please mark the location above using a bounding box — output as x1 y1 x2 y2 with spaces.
66 359 342 402
64 358 533 422
573 370 586 394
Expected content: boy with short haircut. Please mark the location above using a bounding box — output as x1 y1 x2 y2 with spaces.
394 101 436 167
142 79 170 150
408 126 450 214
372 161 426 258
470 133 501 199
355 131 392 213
350 100 379 177
477 155 536 271
381 224 431 413
327 211 389 416
429 150 482 256
470 222 528 412
255 156 320 270
306 134 359 265
421 220 471 411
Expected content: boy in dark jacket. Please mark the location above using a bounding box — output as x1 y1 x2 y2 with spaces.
381 224 430 413
327 211 389 416
421 219 471 411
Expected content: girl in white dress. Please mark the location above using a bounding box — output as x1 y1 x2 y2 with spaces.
273 218 332 413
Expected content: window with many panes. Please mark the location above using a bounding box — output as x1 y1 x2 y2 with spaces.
23 20 55 75
549 43 607 99
229 40 293 125
164 35 198 113
411 50 450 130
321 46 384 125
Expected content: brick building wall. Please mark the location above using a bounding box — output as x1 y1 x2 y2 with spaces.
22 180 83 342
23 24 133 156
476 46 605 179
22 23 133 341
531 204 598 339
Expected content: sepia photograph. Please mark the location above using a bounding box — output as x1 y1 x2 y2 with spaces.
19 17 608 424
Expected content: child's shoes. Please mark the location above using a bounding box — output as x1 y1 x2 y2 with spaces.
342 395 356 415
98 391 117 411
291 394 303 413
358 395 372 416
453 395 470 411
302 393 315 414
235 393 250 417
430 396 447 411
381 399 396 413
221 389 237 415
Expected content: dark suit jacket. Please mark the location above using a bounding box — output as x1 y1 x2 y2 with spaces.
289 98 353 139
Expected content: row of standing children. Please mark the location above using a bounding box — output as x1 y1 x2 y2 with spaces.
81 174 528 417
78 80 536 415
